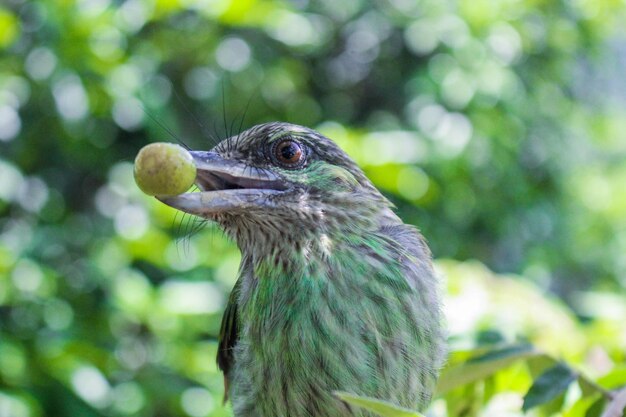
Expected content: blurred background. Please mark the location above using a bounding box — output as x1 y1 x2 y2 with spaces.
1 0 625 416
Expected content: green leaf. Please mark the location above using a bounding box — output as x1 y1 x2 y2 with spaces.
523 363 577 411
585 397 606 417
445 382 482 417
333 392 425 417
437 343 542 394
564 394 602 417
468 343 536 364
580 377 601 397
527 354 560 378
598 367 626 390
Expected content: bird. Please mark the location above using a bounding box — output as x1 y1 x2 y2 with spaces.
158 122 445 417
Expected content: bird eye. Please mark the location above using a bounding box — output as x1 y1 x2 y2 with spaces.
273 140 305 168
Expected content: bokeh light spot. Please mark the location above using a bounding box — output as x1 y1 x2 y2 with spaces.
159 281 223 314
107 64 143 98
43 298 74 330
487 23 522 65
266 11 315 47
165 241 199 271
112 97 144 131
397 166 429 201
432 112 473 157
114 204 149 240
90 26 126 60
71 366 111 408
116 0 150 33
113 269 153 314
441 68 475 109
216 37 251 72
0 105 21 142
362 131 426 165
181 387 215 417
95 184 127 218
404 19 438 56
0 392 30 417
437 15 470 48
11 259 44 293
2 76 31 107
417 104 446 135
17 177 49 213
112 382 146 414
77 0 111 17
53 75 89 121
184 67 218 100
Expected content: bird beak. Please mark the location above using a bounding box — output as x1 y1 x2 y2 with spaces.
157 151 287 216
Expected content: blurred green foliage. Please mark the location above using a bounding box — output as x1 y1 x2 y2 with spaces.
0 0 625 416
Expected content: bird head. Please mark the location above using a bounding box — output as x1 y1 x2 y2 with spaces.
159 122 398 253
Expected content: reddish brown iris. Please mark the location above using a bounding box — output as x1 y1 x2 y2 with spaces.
275 140 304 166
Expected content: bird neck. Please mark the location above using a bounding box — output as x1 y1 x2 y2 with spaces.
234 203 402 272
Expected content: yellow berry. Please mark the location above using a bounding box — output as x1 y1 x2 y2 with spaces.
134 143 196 196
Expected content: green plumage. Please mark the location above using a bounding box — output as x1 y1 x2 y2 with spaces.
159 122 445 416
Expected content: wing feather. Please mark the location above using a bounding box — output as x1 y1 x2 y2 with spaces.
217 279 241 402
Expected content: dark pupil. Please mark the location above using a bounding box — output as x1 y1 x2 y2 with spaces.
280 143 298 161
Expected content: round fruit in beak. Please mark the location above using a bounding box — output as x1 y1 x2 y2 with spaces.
134 143 196 196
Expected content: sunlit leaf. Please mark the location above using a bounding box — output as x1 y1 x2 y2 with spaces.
437 344 542 394
468 344 536 364
333 392 425 417
598 367 626 390
0 8 19 47
564 394 602 417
